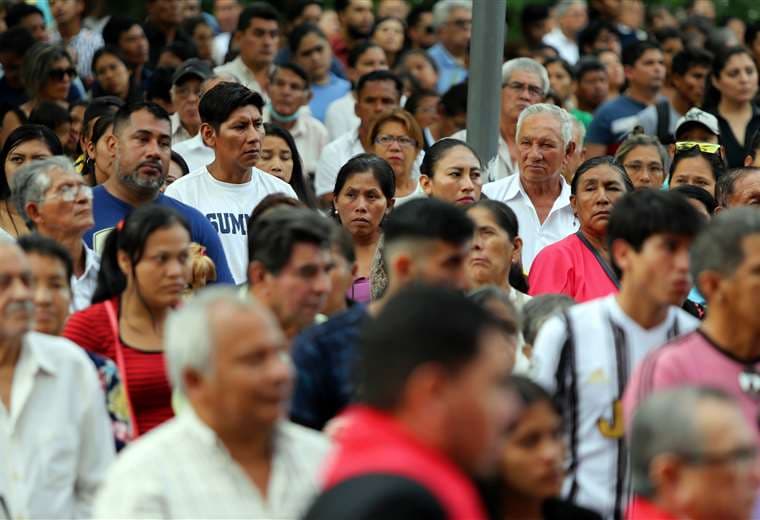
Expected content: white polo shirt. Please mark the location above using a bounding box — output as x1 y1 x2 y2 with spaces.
172 133 215 174
263 107 329 176
213 57 271 102
482 174 577 271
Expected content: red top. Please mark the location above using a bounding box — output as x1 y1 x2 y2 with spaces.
322 405 488 520
528 233 618 303
329 34 350 68
626 496 678 520
63 297 174 435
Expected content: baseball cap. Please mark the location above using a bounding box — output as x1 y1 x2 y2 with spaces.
172 58 213 86
674 108 720 140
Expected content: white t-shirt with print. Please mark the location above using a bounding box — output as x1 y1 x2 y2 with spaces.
165 167 297 284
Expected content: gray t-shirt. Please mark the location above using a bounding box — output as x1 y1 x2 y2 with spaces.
636 100 682 139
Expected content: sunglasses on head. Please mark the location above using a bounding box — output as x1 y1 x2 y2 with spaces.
49 67 77 81
675 141 721 155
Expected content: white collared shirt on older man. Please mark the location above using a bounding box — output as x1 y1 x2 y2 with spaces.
483 174 578 271
213 57 272 103
71 242 100 312
450 129 518 181
263 106 329 176
0 332 115 519
93 409 330 519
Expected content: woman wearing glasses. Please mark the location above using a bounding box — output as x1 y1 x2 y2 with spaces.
614 127 668 189
669 142 726 197
0 43 78 148
365 108 425 205
703 46 760 169
11 155 98 311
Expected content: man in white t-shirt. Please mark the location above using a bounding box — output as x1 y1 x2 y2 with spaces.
531 189 704 520
166 82 296 284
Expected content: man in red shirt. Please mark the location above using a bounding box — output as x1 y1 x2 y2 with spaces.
304 284 519 519
330 0 374 68
627 387 760 520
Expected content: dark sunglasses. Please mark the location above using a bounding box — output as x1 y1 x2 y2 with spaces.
49 67 77 81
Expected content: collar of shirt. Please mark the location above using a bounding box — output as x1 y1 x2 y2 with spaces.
429 42 460 70
78 242 100 282
502 173 572 209
217 57 271 100
170 112 193 144
2 334 57 428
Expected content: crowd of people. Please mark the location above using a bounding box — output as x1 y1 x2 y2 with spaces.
1 0 760 518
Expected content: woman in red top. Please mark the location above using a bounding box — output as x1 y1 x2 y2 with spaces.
528 156 633 303
64 205 191 438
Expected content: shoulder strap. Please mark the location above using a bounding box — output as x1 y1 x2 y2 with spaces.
554 310 580 500
655 100 671 144
575 231 620 288
104 300 139 439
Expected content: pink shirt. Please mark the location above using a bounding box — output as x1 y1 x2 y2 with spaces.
623 330 760 438
528 233 618 303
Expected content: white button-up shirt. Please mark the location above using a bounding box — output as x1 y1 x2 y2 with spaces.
0 332 115 519
263 107 329 176
170 112 195 146
93 410 330 519
214 57 271 102
71 242 100 312
483 174 577 271
450 129 518 182
173 133 215 174
543 27 580 65
324 91 358 141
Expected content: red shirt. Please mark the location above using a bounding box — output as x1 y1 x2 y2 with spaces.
330 34 350 68
63 297 173 435
322 405 488 520
626 496 678 520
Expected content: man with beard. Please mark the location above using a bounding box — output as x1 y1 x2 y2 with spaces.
84 102 234 284
0 238 114 518
330 0 374 69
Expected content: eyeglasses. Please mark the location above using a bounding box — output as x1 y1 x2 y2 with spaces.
675 141 722 155
174 85 202 98
375 135 417 148
623 161 665 176
504 81 544 99
49 67 77 81
448 18 472 29
679 445 759 468
46 184 93 203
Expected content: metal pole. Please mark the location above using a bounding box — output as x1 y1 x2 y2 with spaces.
466 0 507 177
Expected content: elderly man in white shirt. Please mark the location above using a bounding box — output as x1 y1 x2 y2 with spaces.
483 103 578 271
11 156 100 311
94 287 330 519
542 0 588 65
170 59 214 146
0 239 114 519
451 58 550 182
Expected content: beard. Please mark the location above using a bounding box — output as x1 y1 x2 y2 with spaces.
347 23 372 40
117 159 167 194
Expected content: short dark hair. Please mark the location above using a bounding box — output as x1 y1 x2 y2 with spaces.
0 27 36 57
404 88 439 115
288 22 326 54
237 2 281 33
746 21 760 48
161 40 198 62
29 101 71 130
671 185 717 215
420 138 481 178
82 96 124 140
247 207 331 276
575 57 607 82
17 233 73 285
654 27 684 46
407 3 433 29
671 47 713 77
348 40 382 68
607 189 704 276
359 284 505 410
622 40 662 67
113 102 170 136
356 69 403 100
5 3 44 29
248 194 307 229
0 125 62 200
170 150 190 176
91 46 128 76
716 168 760 208
577 19 619 55
383 197 474 250
544 57 575 81
333 153 395 200
182 15 212 37
146 66 175 104
102 16 141 47
520 4 550 30
571 156 634 195
271 62 310 87
199 82 264 130
440 81 468 117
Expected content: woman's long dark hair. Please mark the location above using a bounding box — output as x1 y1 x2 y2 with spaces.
90 46 143 103
702 46 755 111
83 113 115 185
0 124 62 200
420 138 482 179
262 123 317 208
92 205 191 304
468 199 529 294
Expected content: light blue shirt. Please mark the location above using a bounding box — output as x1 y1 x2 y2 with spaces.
309 73 351 123
428 43 468 94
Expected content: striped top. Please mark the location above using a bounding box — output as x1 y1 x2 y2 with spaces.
63 297 173 436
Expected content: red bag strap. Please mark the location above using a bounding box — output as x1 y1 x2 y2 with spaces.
104 299 140 439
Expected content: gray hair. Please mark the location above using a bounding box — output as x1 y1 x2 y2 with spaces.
630 386 737 498
715 167 760 208
555 0 587 18
521 294 575 345
11 156 75 230
613 130 668 170
571 117 586 147
467 285 521 336
164 287 275 394
21 43 74 100
690 207 760 289
516 103 574 148
432 0 472 29
501 57 550 96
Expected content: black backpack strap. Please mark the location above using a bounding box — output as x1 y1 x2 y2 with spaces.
554 310 580 500
655 99 671 144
